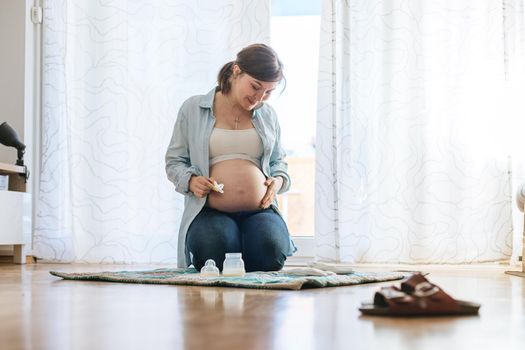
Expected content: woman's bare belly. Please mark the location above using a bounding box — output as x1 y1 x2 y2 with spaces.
207 159 267 212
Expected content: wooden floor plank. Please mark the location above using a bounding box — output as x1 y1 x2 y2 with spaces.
1 263 524 350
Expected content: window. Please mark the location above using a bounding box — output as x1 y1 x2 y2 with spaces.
271 0 321 256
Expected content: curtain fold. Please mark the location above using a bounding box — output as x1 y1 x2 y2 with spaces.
504 0 525 263
315 0 525 263
35 0 270 263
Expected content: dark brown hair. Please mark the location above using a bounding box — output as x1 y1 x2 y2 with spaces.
217 43 284 94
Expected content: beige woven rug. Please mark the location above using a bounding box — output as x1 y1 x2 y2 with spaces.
50 268 405 291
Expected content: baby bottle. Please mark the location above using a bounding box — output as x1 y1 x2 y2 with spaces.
200 259 220 277
222 253 246 277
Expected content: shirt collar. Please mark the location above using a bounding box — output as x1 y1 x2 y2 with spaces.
198 86 264 118
198 87 217 109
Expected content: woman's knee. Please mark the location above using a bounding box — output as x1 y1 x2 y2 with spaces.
241 210 290 271
244 246 287 272
186 208 241 270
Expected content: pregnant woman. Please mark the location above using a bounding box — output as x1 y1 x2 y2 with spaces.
165 43 295 272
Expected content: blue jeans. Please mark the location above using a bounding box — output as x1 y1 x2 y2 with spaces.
186 206 291 272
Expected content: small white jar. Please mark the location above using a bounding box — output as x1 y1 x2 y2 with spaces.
222 253 246 277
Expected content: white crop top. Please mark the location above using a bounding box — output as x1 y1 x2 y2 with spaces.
209 128 263 166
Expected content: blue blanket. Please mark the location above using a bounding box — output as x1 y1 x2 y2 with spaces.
50 268 405 290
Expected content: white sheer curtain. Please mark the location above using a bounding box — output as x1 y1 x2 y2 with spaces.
315 0 525 264
35 0 270 263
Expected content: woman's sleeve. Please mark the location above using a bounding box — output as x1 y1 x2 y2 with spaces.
165 104 202 195
269 119 291 194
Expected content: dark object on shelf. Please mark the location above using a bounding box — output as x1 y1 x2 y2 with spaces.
0 122 29 180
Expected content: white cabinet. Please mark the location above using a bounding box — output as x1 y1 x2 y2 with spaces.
0 162 30 263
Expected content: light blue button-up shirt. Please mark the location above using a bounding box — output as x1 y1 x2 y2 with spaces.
166 87 295 267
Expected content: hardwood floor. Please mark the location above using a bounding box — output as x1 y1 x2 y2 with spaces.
1 263 524 350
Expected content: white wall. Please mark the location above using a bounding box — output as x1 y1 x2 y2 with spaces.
0 0 37 256
0 0 28 164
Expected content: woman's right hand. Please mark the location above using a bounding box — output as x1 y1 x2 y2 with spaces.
189 176 215 198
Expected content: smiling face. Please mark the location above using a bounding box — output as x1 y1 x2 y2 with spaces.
230 64 278 111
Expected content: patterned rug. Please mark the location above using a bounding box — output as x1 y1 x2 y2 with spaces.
50 268 405 290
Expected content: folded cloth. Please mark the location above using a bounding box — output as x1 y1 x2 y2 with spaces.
280 267 336 277
308 261 354 274
517 183 525 213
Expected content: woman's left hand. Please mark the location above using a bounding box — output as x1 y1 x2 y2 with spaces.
260 177 283 209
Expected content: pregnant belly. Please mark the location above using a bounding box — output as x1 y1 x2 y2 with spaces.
207 159 267 212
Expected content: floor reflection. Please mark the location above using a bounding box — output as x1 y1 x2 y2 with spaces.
180 288 279 350
199 288 246 314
